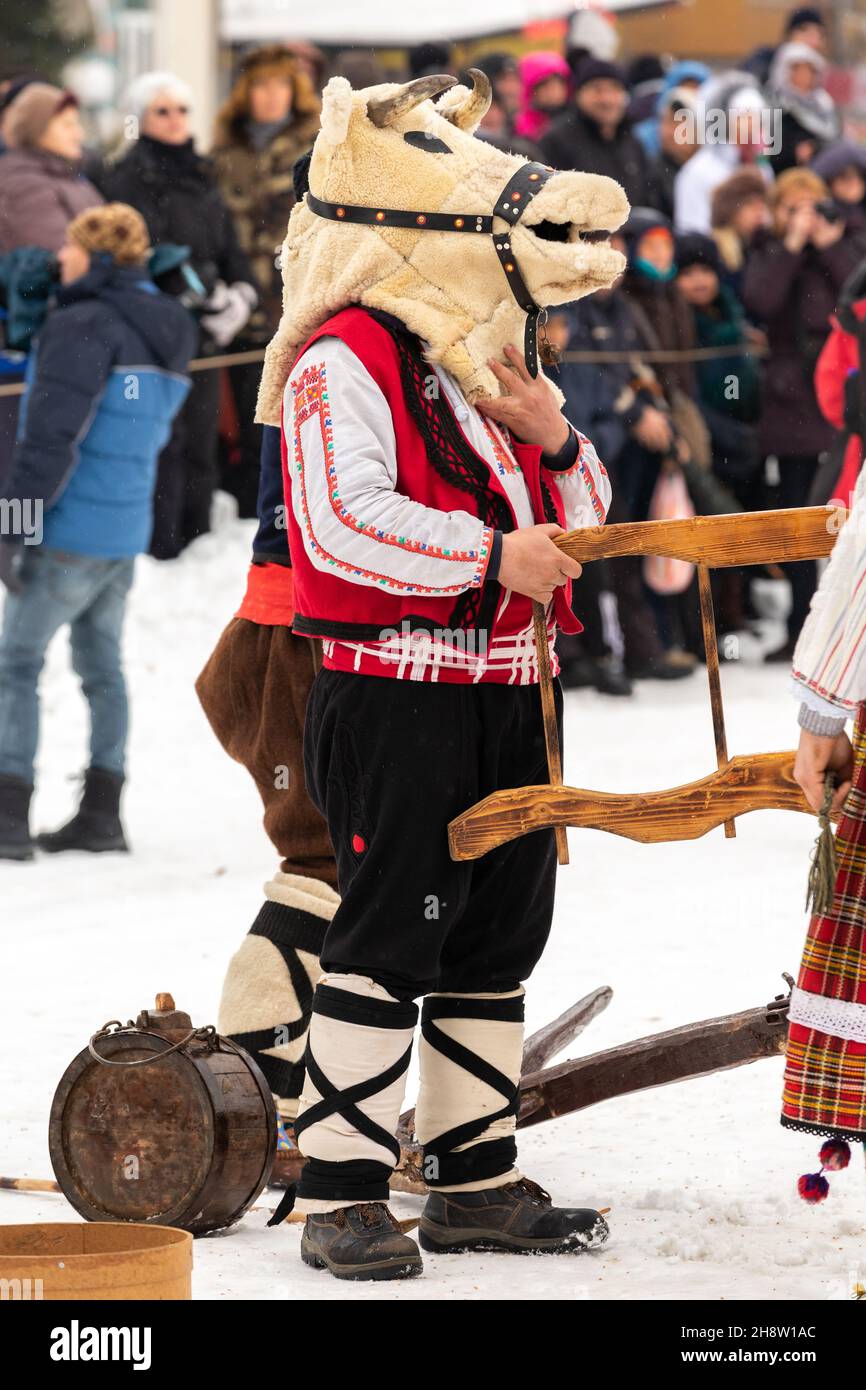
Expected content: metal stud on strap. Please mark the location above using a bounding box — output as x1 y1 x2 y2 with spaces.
304 160 556 377
306 190 493 233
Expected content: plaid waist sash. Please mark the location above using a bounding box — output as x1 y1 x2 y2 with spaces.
781 704 866 1144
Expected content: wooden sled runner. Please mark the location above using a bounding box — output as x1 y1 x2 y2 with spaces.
449 506 839 861
390 979 792 1191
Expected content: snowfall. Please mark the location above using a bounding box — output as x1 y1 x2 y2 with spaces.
2 504 863 1303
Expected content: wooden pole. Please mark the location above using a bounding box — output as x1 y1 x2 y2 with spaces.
532 600 569 865
697 563 735 839
0 1177 61 1193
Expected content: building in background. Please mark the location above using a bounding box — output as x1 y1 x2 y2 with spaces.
5 1 866 147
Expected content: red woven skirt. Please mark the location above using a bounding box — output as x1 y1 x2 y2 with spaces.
781 704 866 1143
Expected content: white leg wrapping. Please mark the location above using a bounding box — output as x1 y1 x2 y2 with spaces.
264 871 340 918
415 988 525 1193
293 974 417 1214
217 872 338 1120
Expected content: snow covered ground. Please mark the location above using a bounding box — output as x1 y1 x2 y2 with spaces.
2 511 863 1302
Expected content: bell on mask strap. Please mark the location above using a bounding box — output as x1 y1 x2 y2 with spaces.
537 308 561 367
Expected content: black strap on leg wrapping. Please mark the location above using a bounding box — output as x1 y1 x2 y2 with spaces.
277 984 418 1214
420 993 523 1187
227 898 326 1104
297 1039 412 1164
266 1158 393 1226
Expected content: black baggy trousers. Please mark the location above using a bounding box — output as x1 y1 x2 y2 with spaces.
303 668 561 1002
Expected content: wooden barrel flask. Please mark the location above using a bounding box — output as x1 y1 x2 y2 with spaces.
49 995 276 1236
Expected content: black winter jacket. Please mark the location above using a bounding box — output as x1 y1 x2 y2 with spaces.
539 109 650 207
98 136 254 299
554 292 655 466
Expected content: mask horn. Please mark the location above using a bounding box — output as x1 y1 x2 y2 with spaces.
367 73 458 128
438 68 493 131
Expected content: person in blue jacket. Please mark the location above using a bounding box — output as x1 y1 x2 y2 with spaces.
0 202 195 860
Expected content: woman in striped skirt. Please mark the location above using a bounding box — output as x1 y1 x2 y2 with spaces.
786 464 866 1189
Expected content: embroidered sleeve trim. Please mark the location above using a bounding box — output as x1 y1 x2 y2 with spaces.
791 676 855 720
291 362 491 594
481 418 520 476
544 428 607 525
792 666 858 713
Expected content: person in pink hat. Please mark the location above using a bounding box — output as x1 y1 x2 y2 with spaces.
514 51 571 145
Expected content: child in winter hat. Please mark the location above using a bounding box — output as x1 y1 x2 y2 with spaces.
66 203 151 267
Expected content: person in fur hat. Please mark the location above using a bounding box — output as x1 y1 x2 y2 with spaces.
257 70 629 1281
212 47 321 516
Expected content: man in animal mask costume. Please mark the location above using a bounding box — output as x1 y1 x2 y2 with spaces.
260 69 629 1280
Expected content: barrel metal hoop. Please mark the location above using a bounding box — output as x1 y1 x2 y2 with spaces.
87 1022 218 1068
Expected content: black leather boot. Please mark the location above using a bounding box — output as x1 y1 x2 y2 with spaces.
0 774 35 861
301 1202 423 1281
420 1176 609 1255
37 767 129 854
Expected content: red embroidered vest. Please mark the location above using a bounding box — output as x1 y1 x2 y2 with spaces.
281 306 581 646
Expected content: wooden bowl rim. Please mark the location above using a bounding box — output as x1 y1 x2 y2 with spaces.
0 1221 193 1261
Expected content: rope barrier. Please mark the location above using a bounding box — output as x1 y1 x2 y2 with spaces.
0 346 269 398
0 340 767 400
560 342 768 364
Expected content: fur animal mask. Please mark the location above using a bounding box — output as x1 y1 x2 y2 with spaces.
257 71 629 424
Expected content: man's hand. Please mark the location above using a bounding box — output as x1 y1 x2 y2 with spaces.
476 344 570 452
0 540 23 595
632 405 672 453
793 728 853 817
498 523 582 604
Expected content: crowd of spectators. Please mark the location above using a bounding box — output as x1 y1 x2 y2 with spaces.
2 5 866 704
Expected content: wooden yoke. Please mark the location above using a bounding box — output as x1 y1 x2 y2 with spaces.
449 506 840 862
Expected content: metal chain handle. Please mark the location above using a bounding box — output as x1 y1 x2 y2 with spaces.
87 1020 218 1068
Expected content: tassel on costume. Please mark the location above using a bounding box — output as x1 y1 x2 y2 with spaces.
805 772 838 918
797 1139 851 1204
